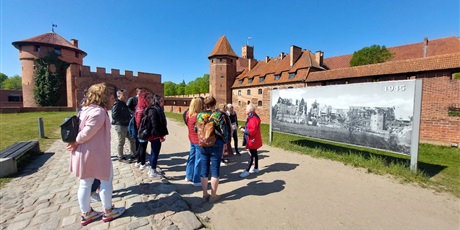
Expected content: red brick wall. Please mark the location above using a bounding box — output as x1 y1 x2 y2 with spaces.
418 72 460 145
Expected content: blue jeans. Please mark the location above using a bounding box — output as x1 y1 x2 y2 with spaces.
200 140 223 178
149 138 162 170
186 143 203 183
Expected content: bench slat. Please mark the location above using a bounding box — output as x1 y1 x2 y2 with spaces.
0 141 39 159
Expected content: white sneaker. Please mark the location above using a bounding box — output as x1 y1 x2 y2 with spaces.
148 168 155 177
240 170 250 178
139 164 147 170
134 162 140 167
250 168 260 173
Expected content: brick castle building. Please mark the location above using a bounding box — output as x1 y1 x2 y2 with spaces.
12 32 163 107
208 36 459 147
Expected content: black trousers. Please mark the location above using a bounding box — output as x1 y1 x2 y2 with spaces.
246 149 258 171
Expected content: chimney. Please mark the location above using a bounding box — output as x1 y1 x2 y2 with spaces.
242 45 254 59
266 56 270 63
248 59 252 71
280 52 285 59
71 39 79 48
423 37 429 58
290 45 302 67
315 51 324 66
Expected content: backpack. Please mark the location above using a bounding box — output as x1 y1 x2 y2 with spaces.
137 109 151 140
218 112 232 144
128 116 137 139
60 115 79 142
196 113 216 147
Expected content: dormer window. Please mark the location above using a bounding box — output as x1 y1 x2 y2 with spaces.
238 79 243 84
289 73 296 79
54 48 61 55
259 76 265 82
248 78 253 84
274 74 280 80
35 46 40 52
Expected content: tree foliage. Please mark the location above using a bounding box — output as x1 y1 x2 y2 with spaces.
350 45 393 67
33 52 69 106
0 73 8 88
164 74 209 96
2 75 22 90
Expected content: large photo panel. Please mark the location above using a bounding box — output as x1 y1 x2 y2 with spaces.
271 80 422 155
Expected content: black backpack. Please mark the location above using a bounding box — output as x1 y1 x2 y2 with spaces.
60 115 79 142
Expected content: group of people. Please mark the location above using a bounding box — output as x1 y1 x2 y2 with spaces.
66 82 262 226
183 96 263 203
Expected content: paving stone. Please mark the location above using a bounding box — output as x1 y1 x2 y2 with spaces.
171 211 203 230
60 215 78 227
6 219 30 230
12 210 36 222
36 205 59 216
127 218 150 229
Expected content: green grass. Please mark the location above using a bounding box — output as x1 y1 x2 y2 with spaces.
166 112 460 197
0 111 75 186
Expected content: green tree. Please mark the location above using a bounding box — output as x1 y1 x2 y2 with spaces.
33 52 69 106
0 73 8 88
198 74 209 93
2 75 22 90
177 80 186 95
164 81 177 96
350 45 393 67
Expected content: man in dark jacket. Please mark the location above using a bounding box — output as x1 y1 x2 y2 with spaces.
127 87 144 114
112 89 136 161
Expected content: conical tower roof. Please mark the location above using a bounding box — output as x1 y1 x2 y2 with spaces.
208 36 238 59
12 32 87 57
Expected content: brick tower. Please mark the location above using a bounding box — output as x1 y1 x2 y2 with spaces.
208 36 238 105
12 32 86 107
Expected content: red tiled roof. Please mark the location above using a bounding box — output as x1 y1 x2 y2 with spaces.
208 36 238 58
323 36 460 69
306 53 460 82
12 32 87 56
233 50 322 88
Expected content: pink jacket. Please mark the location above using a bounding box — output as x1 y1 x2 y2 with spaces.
69 105 112 180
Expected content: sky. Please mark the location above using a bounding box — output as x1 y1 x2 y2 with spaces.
1 0 458 84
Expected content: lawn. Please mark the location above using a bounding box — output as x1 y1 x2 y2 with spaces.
166 112 460 197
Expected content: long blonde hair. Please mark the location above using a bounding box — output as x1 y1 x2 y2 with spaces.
81 83 111 108
188 97 203 117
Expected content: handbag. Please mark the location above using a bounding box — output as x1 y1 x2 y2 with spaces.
60 115 80 142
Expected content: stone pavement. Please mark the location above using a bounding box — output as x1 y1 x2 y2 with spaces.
0 119 204 230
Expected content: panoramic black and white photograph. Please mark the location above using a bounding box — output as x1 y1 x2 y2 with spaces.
271 80 421 155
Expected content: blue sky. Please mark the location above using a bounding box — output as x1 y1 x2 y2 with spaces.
1 0 458 84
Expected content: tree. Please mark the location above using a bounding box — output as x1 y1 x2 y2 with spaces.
350 45 393 67
177 80 186 95
164 81 177 96
2 75 22 90
33 52 69 106
0 73 8 88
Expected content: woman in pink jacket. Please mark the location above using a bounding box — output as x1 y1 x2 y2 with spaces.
239 104 263 178
66 83 125 226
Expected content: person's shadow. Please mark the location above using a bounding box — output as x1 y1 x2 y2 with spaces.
222 179 286 201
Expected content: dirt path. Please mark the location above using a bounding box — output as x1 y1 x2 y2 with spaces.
160 119 459 230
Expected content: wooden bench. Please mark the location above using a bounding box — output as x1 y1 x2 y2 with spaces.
0 141 40 177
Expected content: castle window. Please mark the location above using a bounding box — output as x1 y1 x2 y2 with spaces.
258 89 262 94
247 100 250 105
238 101 241 106
274 74 280 80
54 48 61 55
273 87 278 90
221 76 224 79
258 101 262 106
238 79 243 84
8 94 22 102
75 52 79 58
35 46 40 52
238 90 241 95
289 73 295 79
219 58 222 62
259 76 265 82
288 86 293 89
247 89 251 95
248 78 253 84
